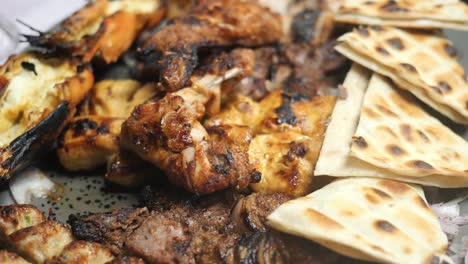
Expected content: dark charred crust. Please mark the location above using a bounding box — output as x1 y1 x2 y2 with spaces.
386 37 404 50
370 25 383 31
96 124 110 134
375 220 396 232
251 170 262 183
69 118 99 137
291 9 320 43
21 61 37 75
438 81 452 92
357 27 369 37
275 103 297 125
417 130 430 143
0 101 70 180
376 46 389 56
400 124 412 141
371 188 392 199
284 142 308 162
412 160 434 170
387 145 405 156
381 0 409 12
352 136 368 148
400 63 417 73
443 43 457 57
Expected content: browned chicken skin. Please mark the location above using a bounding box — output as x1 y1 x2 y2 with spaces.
121 49 256 195
140 0 282 91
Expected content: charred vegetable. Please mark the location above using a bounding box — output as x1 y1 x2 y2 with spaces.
0 52 94 181
23 0 164 63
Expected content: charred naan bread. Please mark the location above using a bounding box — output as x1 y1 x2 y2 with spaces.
24 0 163 63
267 177 452 264
0 52 94 180
335 26 468 124
326 0 468 31
351 75 468 178
315 64 468 187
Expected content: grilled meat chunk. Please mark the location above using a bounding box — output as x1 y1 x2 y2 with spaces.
9 220 74 263
207 88 336 196
79 80 159 118
0 52 93 181
0 250 30 264
121 49 257 195
140 0 282 91
231 193 290 233
57 80 158 171
125 200 238 263
24 0 164 63
47 241 114 264
57 116 123 171
0 205 46 243
68 208 150 255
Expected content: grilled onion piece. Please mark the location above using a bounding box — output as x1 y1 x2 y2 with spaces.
24 0 164 63
0 52 94 181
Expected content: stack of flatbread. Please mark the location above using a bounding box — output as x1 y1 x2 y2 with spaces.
267 1 468 263
324 0 468 31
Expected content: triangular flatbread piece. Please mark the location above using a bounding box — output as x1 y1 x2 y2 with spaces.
267 177 452 264
351 73 468 178
335 26 468 124
314 64 468 187
326 0 468 31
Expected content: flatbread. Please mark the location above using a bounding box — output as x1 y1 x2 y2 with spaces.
335 26 468 124
267 177 452 264
314 64 468 187
326 0 468 31
351 74 468 178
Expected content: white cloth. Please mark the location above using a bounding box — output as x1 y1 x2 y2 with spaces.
0 0 87 62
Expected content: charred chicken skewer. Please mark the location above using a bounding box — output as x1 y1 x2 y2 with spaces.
23 0 164 63
120 48 256 195
0 52 94 181
139 0 283 91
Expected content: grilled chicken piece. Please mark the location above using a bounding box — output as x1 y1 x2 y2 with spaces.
207 89 336 196
0 250 30 264
0 52 94 180
140 0 282 91
57 116 123 171
24 0 164 63
106 256 145 264
79 80 159 117
69 208 150 255
57 80 158 171
0 205 46 244
105 150 157 188
121 49 256 195
47 241 114 264
9 220 74 263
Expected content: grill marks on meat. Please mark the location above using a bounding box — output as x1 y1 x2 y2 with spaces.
121 49 257 195
68 208 150 255
140 0 282 91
